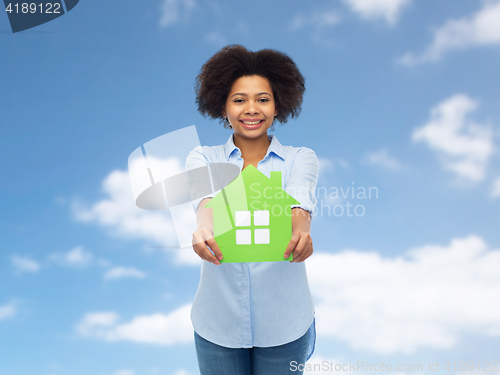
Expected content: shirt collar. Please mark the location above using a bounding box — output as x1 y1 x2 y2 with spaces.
224 133 285 161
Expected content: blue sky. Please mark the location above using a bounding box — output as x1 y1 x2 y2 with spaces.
1 0 500 374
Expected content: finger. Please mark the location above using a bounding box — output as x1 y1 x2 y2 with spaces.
192 233 205 257
291 235 308 262
201 245 220 265
192 233 220 265
304 246 314 261
195 241 219 264
206 238 223 261
292 234 313 262
284 233 300 260
192 231 206 247
192 229 212 247
200 227 214 240
293 242 313 263
192 242 208 261
298 240 314 262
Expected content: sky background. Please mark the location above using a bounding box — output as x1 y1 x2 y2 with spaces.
1 0 500 374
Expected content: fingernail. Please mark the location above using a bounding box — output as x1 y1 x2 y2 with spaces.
218 255 223 260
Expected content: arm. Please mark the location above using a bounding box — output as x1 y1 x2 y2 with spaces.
186 147 223 265
192 198 223 265
283 148 319 262
283 207 313 262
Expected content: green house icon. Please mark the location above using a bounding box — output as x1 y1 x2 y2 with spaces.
205 165 300 263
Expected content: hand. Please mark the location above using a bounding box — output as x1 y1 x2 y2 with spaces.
192 226 223 265
284 230 313 263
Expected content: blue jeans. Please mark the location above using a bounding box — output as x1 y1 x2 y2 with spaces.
194 331 309 375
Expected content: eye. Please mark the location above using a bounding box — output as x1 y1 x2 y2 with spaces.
234 98 244 103
259 98 270 102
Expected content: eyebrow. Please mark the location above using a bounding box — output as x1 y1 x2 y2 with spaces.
230 92 272 98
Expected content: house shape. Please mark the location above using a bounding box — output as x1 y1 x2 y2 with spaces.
204 164 300 263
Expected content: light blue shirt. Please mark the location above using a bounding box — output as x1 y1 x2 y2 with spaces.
186 134 319 360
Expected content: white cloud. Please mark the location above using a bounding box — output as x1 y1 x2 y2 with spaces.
159 0 195 27
204 32 227 48
317 157 349 175
291 9 340 46
48 246 93 268
73 169 177 247
361 149 401 170
317 157 334 174
0 302 17 321
76 304 193 345
291 9 340 30
172 370 193 375
78 311 120 327
412 94 494 182
115 370 134 375
307 235 500 354
172 247 202 266
342 0 411 25
11 255 40 273
73 167 201 265
491 177 500 198
104 266 147 280
399 0 500 65
97 258 112 267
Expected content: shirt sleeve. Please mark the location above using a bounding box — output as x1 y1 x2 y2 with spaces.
185 146 219 213
284 147 319 215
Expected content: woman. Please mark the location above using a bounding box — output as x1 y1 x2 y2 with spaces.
186 45 319 375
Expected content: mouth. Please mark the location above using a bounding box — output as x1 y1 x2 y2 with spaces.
239 119 264 129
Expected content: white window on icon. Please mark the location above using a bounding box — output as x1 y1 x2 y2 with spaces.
254 228 270 244
253 210 269 226
235 210 270 245
236 229 251 245
235 211 251 226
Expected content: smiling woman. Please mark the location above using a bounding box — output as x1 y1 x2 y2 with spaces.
224 75 277 133
223 75 278 168
187 45 319 375
195 44 305 128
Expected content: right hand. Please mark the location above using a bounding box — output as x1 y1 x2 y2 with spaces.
192 227 223 265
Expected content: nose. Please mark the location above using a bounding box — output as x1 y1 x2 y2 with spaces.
244 100 259 115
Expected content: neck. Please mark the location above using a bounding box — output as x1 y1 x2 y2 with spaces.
233 132 271 161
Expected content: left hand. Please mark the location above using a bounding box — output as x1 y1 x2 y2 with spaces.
284 230 313 262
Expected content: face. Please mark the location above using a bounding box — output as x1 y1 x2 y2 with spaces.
223 75 278 141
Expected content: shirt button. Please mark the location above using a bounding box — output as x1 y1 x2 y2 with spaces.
258 166 263 170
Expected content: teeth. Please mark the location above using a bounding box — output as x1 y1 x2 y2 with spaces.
242 120 261 125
